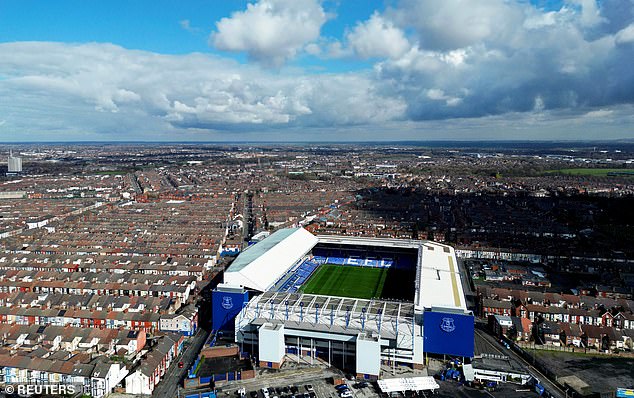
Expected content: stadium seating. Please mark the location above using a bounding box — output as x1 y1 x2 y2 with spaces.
312 255 393 268
276 258 320 293
312 249 399 268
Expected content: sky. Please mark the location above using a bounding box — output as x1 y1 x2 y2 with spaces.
0 0 633 142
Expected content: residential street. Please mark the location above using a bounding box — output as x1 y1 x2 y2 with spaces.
153 328 211 398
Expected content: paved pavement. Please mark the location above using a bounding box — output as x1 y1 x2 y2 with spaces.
152 327 212 398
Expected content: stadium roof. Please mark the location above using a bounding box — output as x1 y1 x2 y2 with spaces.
415 242 468 313
228 228 297 272
317 235 420 249
224 227 318 292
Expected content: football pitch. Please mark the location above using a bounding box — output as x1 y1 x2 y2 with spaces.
300 264 388 299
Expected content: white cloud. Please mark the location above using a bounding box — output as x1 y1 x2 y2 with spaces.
583 109 614 118
211 0 326 67
389 0 525 51
615 23 634 44
304 43 322 56
0 42 405 138
371 0 633 122
346 12 410 59
426 89 463 107
179 19 200 34
567 0 605 27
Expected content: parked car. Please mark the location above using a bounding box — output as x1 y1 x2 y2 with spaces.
335 384 349 391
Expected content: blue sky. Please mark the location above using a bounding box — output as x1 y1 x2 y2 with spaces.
0 0 633 141
0 0 376 71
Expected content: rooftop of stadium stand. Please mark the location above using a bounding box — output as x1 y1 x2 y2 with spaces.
224 227 318 292
416 242 468 313
227 228 299 272
316 234 421 249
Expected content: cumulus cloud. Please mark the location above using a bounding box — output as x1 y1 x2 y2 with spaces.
346 12 410 59
615 23 634 44
389 0 525 51
567 0 605 27
0 42 405 138
211 0 327 67
369 0 634 123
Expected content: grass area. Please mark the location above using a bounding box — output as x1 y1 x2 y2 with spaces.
301 264 388 299
545 168 634 176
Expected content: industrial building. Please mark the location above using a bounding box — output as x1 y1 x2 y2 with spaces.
212 227 474 378
7 150 22 175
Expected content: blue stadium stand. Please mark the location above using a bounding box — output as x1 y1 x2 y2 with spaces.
315 256 393 268
276 258 320 293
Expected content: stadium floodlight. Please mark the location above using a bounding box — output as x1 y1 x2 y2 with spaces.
300 301 304 322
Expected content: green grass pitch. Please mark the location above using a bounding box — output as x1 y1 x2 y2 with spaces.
300 264 388 299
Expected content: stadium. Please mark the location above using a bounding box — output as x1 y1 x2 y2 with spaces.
212 227 474 379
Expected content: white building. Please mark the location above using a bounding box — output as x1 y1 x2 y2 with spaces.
7 150 22 173
159 305 198 336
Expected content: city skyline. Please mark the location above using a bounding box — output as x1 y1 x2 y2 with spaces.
1 0 633 142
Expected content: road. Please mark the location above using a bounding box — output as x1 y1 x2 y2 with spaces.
475 329 566 398
152 327 211 398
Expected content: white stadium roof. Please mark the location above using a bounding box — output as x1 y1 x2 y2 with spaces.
415 241 467 312
224 227 318 292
